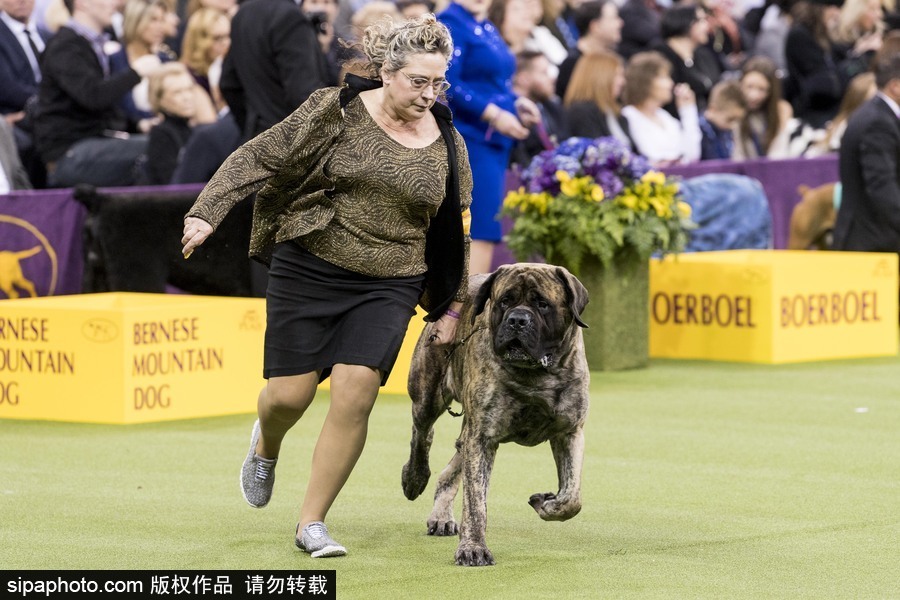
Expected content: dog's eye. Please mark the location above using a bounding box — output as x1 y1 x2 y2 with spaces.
498 296 510 309
536 300 549 311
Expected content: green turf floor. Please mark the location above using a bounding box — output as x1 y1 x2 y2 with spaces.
2 356 899 598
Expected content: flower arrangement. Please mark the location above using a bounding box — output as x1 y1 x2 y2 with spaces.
501 137 694 275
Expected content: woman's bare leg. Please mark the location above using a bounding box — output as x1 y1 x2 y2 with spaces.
298 363 381 527
255 373 320 459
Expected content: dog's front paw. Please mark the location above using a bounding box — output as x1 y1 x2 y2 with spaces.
455 542 495 567
426 516 458 536
401 459 431 501
528 492 581 521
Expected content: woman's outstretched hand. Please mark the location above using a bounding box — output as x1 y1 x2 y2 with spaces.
181 216 213 258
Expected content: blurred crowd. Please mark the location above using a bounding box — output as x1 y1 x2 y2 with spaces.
0 0 898 193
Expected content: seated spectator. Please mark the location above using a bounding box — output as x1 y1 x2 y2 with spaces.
699 79 747 160
554 0 623 99
179 6 230 111
784 0 879 128
653 4 720 116
169 0 236 56
747 0 792 72
34 0 165 188
563 49 636 150
141 62 196 184
733 55 794 159
43 0 72 32
169 110 239 183
617 0 662 60
0 118 31 191
704 0 748 72
490 0 568 67
539 0 578 53
349 0 400 42
110 0 216 129
395 0 434 21
158 0 180 59
834 0 884 48
510 49 568 168
0 0 49 119
621 50 702 165
338 0 401 80
109 0 176 130
0 0 52 187
807 71 876 156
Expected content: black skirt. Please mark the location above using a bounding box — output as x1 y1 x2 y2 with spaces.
264 241 424 385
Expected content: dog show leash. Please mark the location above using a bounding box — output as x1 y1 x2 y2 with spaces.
436 326 487 417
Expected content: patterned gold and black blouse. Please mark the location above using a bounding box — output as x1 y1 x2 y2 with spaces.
186 86 474 302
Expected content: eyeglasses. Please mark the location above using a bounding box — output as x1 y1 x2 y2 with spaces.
399 70 451 94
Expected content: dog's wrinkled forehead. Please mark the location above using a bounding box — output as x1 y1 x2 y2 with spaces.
492 269 557 303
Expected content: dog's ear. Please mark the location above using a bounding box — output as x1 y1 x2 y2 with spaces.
555 266 589 328
472 268 504 324
797 184 810 196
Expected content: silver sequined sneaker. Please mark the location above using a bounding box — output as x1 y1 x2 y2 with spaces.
295 522 347 558
240 420 277 508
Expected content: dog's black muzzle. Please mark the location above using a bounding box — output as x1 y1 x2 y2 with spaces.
495 308 546 367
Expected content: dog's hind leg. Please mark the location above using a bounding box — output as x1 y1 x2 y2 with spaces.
528 428 584 521
426 446 462 536
402 340 452 500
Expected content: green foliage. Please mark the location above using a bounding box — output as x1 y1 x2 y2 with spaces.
501 170 695 276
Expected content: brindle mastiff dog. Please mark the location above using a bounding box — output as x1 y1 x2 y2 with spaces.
402 263 590 566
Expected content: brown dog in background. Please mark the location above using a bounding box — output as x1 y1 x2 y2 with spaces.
788 183 837 250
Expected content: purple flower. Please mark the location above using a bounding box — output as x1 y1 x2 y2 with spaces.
520 136 653 198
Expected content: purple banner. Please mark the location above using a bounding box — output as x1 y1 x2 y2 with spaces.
0 189 86 298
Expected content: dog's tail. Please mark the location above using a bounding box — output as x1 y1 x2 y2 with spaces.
14 246 42 260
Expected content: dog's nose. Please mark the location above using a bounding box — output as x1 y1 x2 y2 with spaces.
505 308 533 330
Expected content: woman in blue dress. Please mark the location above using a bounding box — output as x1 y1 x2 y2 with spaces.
439 0 540 273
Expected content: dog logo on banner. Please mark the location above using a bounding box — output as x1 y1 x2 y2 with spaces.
0 215 58 299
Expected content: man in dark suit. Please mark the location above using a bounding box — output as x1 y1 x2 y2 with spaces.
220 0 328 141
0 0 52 186
0 0 50 115
832 51 900 254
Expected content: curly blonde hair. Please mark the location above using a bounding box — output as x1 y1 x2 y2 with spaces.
351 13 453 77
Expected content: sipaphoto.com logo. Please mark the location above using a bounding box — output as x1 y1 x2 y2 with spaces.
0 215 58 299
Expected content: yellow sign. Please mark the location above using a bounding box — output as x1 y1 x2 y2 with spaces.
0 293 266 424
650 250 899 364
0 293 424 424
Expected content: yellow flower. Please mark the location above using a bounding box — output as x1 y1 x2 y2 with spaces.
641 170 667 186
677 201 692 218
502 189 523 210
590 185 604 202
649 197 673 218
560 178 580 197
618 194 638 209
556 170 571 183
